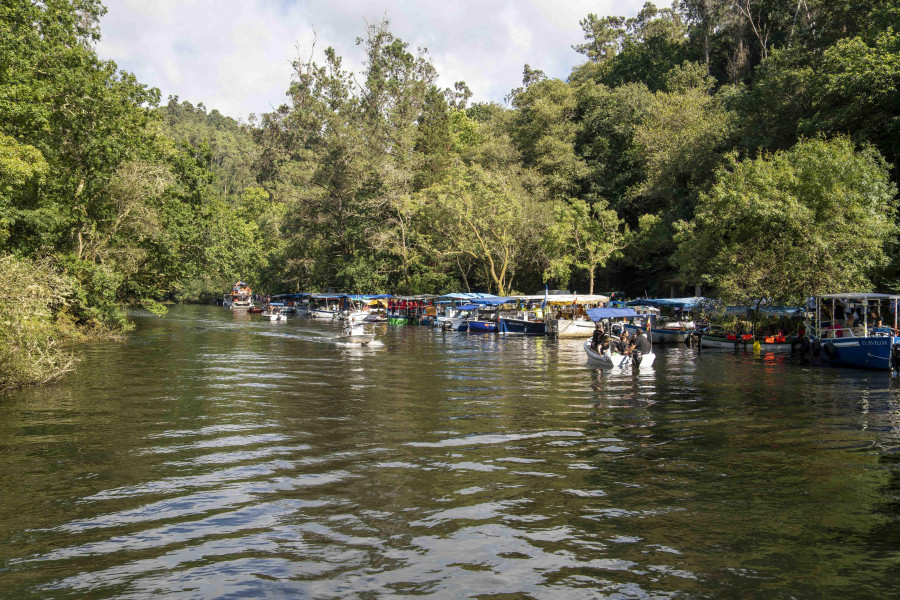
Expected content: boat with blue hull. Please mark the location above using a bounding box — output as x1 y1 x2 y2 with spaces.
467 319 498 333
807 293 900 370
498 317 546 335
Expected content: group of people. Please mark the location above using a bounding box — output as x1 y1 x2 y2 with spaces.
821 303 896 338
590 324 652 356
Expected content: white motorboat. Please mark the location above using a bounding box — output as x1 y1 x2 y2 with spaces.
583 306 656 370
262 303 287 321
335 322 376 345
583 339 656 369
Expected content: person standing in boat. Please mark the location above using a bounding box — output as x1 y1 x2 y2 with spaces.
631 328 652 356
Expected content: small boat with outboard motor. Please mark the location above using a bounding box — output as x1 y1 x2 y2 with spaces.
335 321 376 345
583 307 656 370
261 303 287 321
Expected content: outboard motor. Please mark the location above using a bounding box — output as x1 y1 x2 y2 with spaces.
891 343 900 376
632 350 643 371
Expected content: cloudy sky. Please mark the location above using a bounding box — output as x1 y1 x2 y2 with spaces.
97 0 664 120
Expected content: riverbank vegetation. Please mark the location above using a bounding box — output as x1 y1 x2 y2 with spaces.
3 0 900 388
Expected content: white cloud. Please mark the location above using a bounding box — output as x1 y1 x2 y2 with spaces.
97 0 665 119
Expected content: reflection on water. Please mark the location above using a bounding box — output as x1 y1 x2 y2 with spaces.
2 305 900 598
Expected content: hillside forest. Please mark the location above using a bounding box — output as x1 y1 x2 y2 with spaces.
3 0 900 388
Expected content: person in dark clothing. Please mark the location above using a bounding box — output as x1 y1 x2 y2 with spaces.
590 323 605 351
631 329 652 354
612 331 628 354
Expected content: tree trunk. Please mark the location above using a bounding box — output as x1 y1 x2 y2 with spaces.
589 264 595 295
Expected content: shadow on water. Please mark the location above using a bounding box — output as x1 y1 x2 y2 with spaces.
1 305 899 598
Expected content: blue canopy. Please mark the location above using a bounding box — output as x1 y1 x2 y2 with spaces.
726 305 804 317
471 297 516 306
627 297 707 309
440 293 499 300
586 307 640 321
341 294 393 300
454 304 481 311
268 302 285 306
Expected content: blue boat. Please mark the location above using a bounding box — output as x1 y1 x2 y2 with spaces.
465 296 516 334
498 317 546 335
807 293 900 370
467 319 498 333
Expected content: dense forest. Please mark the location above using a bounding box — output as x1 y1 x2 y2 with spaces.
3 0 900 388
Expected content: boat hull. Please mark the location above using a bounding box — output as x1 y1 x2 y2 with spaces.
467 320 497 333
700 336 794 352
624 323 692 343
548 318 595 338
310 309 337 319
498 317 546 335
583 340 656 369
335 334 376 345
810 335 900 370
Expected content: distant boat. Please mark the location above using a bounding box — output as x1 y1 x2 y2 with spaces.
335 322 376 345
545 294 610 338
309 294 342 319
699 326 795 351
625 297 708 343
262 303 286 321
224 281 253 309
498 313 546 335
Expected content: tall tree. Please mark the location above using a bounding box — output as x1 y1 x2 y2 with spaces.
674 137 897 304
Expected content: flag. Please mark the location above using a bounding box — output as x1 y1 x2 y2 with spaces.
541 285 548 311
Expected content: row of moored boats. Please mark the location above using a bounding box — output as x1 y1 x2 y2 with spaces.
222 283 900 372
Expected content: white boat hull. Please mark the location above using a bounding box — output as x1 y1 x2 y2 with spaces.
335 334 376 345
550 318 595 338
624 323 692 343
311 309 338 319
583 340 656 369
700 336 793 352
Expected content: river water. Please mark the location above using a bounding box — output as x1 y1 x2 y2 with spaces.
1 305 899 599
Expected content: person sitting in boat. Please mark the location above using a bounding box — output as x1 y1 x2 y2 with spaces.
612 331 629 355
872 318 895 336
590 323 606 351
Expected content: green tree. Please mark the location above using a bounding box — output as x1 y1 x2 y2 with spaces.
543 199 628 294
674 137 897 304
416 163 543 296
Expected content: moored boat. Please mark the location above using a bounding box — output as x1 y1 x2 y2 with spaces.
625 297 708 343
806 293 900 370
224 281 253 309
545 294 611 337
699 326 795 352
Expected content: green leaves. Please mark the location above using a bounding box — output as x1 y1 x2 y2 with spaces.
675 137 897 304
